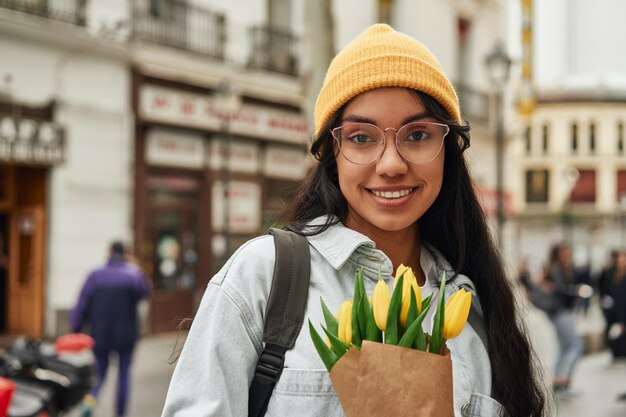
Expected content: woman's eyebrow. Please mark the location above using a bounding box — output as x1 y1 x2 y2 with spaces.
341 112 432 125
400 112 432 125
341 115 375 124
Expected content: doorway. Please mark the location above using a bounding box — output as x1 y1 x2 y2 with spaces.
0 165 47 337
143 173 201 333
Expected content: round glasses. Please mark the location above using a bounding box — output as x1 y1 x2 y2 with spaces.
331 121 450 165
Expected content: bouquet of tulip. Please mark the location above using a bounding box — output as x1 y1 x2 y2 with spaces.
309 265 472 417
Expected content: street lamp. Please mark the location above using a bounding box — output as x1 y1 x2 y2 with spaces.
485 42 512 249
215 82 242 264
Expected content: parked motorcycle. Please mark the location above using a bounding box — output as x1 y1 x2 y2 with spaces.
0 334 95 417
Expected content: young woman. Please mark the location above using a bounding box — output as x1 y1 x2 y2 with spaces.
161 24 547 417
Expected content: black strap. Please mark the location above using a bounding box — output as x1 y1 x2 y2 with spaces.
248 228 311 417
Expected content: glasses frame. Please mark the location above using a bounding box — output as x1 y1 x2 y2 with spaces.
331 121 450 165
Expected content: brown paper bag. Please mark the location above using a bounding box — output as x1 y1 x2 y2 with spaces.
330 341 454 417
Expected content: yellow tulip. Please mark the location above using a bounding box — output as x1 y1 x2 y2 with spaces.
395 264 423 327
443 289 472 340
372 279 391 331
337 300 353 344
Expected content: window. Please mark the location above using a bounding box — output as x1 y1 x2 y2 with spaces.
542 124 549 154
618 123 624 153
589 123 596 154
456 18 471 88
618 170 626 202
524 126 532 154
378 0 393 23
525 169 549 203
570 169 596 203
571 123 578 153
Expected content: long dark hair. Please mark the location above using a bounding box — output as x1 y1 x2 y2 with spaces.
281 90 548 417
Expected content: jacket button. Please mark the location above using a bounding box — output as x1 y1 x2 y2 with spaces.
461 402 471 417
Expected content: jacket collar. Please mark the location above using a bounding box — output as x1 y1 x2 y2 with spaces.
305 216 377 271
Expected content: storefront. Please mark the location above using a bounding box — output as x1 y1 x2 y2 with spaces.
132 72 309 333
0 103 65 337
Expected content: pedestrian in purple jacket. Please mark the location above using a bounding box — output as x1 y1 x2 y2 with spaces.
70 241 150 417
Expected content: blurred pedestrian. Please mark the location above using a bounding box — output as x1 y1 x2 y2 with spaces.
542 243 584 397
613 249 626 400
597 250 620 346
605 250 626 360
70 241 150 417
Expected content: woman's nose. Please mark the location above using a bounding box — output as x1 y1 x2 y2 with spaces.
375 134 408 177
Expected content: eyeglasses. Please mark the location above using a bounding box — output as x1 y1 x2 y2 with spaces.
331 121 450 165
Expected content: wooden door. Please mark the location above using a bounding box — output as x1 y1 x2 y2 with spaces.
8 206 45 336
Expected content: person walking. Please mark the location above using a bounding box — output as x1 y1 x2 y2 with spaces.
71 241 150 417
161 24 547 417
542 243 584 397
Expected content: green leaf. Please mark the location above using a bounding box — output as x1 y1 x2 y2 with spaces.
308 320 339 371
398 302 430 348
365 297 383 342
429 272 447 354
421 293 433 315
320 297 339 336
357 270 369 339
385 274 404 345
414 294 433 351
322 325 350 357
351 270 363 347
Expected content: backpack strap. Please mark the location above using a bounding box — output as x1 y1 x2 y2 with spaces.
248 228 311 417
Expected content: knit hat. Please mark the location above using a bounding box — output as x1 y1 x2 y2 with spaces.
314 24 461 137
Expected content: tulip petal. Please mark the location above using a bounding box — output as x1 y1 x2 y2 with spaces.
372 279 390 331
337 301 353 345
444 291 472 340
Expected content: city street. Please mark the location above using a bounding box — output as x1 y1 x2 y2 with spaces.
71 300 626 417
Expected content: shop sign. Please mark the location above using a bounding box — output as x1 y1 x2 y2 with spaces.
0 116 65 165
211 180 261 234
139 85 309 144
146 129 205 169
208 140 259 173
263 145 308 179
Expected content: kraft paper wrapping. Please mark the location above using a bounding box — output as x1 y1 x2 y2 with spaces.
329 341 454 417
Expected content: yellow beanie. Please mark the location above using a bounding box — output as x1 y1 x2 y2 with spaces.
314 24 461 137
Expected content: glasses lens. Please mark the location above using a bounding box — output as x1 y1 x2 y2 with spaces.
396 122 448 164
333 123 384 164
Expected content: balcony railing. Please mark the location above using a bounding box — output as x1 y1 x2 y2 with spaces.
130 0 226 60
247 26 299 76
0 0 86 26
456 83 489 123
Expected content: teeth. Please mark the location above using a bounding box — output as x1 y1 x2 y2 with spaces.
372 189 413 199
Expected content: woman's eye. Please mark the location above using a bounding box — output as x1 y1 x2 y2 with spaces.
406 130 430 141
349 133 375 144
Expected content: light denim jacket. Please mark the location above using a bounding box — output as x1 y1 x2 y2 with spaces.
161 219 506 417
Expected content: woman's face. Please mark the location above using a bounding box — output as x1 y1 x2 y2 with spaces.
335 87 445 237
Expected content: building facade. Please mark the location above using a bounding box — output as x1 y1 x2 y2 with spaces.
509 0 626 272
0 0 509 337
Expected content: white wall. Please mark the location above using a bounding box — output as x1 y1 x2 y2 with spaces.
0 33 132 335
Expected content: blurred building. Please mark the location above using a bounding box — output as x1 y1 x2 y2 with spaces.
0 0 508 337
509 0 626 271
